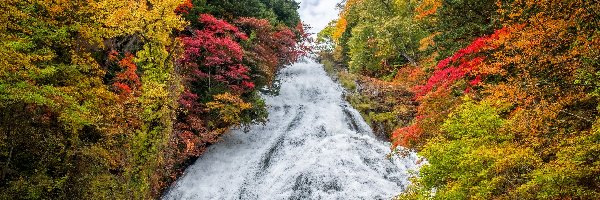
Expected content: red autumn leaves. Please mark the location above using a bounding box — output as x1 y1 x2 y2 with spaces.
109 51 141 97
180 14 254 93
414 27 510 99
393 27 511 148
174 13 306 156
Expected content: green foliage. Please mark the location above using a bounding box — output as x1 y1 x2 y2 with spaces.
338 72 358 91
400 101 541 199
432 0 498 60
335 70 416 139
261 0 302 27
317 20 336 43
316 20 337 52
515 122 600 199
0 1 122 198
347 24 379 74
240 91 269 125
183 0 300 28
320 58 337 76
441 99 505 140
343 0 426 77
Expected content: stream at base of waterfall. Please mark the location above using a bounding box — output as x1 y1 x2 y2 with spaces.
163 59 420 200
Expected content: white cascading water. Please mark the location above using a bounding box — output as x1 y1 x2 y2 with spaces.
163 59 420 200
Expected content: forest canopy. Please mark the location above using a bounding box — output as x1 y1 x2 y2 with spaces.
320 0 600 199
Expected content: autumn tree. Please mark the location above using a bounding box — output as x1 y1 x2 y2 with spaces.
179 0 300 28
0 0 187 198
337 0 427 78
430 0 499 60
399 0 600 199
236 17 302 85
320 0 599 198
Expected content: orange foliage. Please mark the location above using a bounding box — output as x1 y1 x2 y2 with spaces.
391 123 422 148
332 0 361 41
175 0 193 14
482 1 598 141
414 0 441 20
392 26 513 149
112 53 141 97
332 17 347 42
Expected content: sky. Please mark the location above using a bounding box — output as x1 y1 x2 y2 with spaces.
297 0 342 35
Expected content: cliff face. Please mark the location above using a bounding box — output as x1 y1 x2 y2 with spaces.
163 60 420 199
320 56 418 143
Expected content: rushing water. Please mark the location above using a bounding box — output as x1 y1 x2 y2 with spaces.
163 59 420 200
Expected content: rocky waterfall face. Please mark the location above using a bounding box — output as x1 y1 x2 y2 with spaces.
163 60 420 200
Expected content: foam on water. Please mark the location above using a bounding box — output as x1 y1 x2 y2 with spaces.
163 60 420 200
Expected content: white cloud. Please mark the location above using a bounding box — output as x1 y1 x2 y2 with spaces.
297 0 342 35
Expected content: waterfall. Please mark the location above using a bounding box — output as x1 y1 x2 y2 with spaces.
163 59 420 199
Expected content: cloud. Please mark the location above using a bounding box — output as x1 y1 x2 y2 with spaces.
297 0 342 34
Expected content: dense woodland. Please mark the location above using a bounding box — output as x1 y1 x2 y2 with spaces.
0 0 307 198
2 0 599 199
318 0 600 199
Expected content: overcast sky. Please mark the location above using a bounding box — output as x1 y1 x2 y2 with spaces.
297 0 342 35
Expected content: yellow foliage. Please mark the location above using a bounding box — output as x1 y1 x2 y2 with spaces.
206 92 252 126
332 18 347 42
87 0 187 45
418 32 438 51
